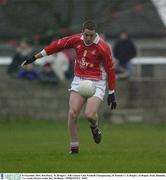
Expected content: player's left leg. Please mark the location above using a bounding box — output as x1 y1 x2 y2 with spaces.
84 96 102 144
68 91 85 154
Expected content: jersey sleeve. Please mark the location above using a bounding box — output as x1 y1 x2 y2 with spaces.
43 35 76 56
102 43 116 91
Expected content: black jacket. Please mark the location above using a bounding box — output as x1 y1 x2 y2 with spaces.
113 39 137 66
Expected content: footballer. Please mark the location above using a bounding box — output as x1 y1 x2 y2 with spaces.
21 21 117 154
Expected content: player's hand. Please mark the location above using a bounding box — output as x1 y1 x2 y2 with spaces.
107 93 117 110
21 55 36 67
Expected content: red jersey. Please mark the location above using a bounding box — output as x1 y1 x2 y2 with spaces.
42 33 115 90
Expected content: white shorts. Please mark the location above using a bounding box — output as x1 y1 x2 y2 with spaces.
69 76 106 100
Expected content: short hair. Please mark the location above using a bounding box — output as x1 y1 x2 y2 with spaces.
82 21 97 31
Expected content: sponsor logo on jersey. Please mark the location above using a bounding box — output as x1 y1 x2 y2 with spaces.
78 58 94 69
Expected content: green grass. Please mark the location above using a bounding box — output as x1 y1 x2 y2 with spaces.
0 119 166 172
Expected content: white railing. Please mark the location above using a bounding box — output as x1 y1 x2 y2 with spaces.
0 56 166 65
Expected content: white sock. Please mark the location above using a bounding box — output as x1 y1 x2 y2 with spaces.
70 142 79 149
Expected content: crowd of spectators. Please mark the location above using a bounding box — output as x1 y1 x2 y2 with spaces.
7 39 74 85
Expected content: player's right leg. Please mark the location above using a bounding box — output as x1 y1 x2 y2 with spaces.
68 91 85 154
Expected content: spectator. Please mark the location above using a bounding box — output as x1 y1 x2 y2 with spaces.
113 31 137 79
51 51 71 81
7 40 33 76
17 64 38 81
38 50 74 81
39 62 59 84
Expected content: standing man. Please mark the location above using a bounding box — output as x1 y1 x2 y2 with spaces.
22 21 117 154
113 31 137 79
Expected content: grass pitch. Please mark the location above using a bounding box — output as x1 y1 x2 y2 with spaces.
0 119 166 173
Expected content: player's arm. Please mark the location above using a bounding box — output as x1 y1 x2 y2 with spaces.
21 36 75 66
102 44 117 110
